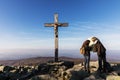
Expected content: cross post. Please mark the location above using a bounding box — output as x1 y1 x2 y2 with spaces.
44 13 68 62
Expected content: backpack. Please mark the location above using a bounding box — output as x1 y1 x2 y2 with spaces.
80 47 85 54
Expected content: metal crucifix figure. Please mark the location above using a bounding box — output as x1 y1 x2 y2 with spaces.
44 13 68 62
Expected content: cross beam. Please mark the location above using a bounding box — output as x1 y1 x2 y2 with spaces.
44 13 68 62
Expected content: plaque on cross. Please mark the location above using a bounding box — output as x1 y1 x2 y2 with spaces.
44 13 68 62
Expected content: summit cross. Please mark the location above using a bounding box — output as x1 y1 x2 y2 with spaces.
44 13 68 62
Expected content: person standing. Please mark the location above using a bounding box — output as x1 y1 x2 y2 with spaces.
80 40 91 73
90 37 107 73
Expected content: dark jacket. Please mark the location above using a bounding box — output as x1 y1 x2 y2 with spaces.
93 40 106 56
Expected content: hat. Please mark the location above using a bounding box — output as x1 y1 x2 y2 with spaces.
91 37 98 41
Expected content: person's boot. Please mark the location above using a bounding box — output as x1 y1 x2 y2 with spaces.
103 68 107 73
97 68 102 73
87 70 90 73
84 67 87 71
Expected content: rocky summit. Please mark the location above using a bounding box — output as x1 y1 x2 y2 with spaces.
0 60 120 80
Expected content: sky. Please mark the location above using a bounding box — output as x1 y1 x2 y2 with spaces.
0 0 120 59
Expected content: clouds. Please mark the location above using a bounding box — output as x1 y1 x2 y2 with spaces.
0 20 119 51
58 21 120 50
0 37 54 50
99 33 120 50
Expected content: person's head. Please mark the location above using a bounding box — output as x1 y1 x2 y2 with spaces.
88 37 99 46
84 40 90 45
91 37 98 42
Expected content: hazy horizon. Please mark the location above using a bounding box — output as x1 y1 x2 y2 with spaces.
0 49 120 62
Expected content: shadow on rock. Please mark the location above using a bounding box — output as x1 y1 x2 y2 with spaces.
69 70 89 80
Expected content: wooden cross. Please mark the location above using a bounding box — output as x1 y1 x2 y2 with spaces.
44 13 68 62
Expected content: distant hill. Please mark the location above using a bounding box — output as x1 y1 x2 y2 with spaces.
0 56 84 66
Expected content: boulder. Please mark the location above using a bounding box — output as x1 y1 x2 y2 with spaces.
0 65 4 72
3 66 15 72
61 61 74 69
38 63 50 74
107 75 120 80
105 62 113 72
69 70 89 80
